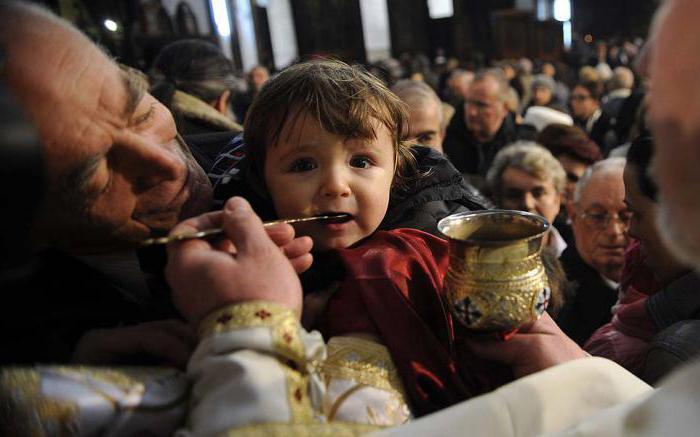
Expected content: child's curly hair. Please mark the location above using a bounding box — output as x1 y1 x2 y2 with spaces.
243 59 415 191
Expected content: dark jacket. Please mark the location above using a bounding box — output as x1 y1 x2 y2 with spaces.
379 146 493 236
575 111 614 155
556 245 619 345
442 104 519 177
0 248 176 365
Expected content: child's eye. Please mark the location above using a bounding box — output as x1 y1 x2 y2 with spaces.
350 156 372 169
289 158 317 173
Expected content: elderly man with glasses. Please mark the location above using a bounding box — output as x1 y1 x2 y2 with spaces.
557 157 632 345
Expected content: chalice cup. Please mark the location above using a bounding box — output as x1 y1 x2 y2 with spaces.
437 210 551 334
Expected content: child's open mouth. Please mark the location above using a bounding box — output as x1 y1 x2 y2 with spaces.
317 212 353 229
317 212 353 224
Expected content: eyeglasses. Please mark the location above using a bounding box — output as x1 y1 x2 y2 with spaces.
464 98 496 111
578 210 632 230
570 94 591 102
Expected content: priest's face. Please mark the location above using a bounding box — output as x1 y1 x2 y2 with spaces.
646 0 700 269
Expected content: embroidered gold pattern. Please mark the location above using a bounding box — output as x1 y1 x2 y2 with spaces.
323 337 406 397
216 313 233 324
219 421 381 437
255 309 272 320
321 336 410 425
200 301 314 423
0 368 79 435
199 301 297 338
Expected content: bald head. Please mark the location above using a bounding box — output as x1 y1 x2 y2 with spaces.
463 69 510 142
0 2 130 155
0 2 211 253
391 80 445 152
610 67 634 91
447 69 474 100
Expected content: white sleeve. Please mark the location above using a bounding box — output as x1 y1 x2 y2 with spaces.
176 301 328 437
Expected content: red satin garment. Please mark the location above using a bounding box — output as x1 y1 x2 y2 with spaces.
319 229 511 417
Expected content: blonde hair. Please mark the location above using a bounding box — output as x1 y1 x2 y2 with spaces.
486 141 566 198
244 59 414 189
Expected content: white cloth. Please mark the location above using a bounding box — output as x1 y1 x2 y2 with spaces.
551 357 700 436
549 226 568 258
371 357 651 437
522 106 573 132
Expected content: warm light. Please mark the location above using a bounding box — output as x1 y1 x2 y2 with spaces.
553 0 571 22
210 0 231 37
563 21 572 49
584 34 594 44
427 0 453 19
103 19 118 32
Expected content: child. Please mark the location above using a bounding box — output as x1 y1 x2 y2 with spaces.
204 60 508 428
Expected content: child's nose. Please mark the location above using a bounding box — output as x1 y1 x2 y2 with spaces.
320 170 351 198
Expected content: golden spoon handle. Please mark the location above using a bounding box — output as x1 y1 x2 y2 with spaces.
140 213 349 247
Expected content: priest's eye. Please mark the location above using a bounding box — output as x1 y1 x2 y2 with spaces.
350 156 372 169
289 158 317 173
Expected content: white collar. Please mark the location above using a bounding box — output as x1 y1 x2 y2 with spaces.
607 89 631 100
585 108 602 133
548 226 568 258
599 273 619 291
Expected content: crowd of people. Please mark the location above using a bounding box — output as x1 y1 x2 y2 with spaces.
1 0 700 435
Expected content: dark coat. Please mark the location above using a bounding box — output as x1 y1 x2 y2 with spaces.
575 111 614 155
150 85 242 137
379 146 493 236
442 104 519 176
556 245 619 345
0 248 176 365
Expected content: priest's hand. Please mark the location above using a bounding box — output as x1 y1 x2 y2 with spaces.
166 197 310 325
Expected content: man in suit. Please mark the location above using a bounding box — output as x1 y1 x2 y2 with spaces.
557 158 631 345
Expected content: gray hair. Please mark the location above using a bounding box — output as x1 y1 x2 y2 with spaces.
474 68 511 102
609 66 635 91
391 79 443 122
449 69 474 83
486 141 567 198
572 157 627 204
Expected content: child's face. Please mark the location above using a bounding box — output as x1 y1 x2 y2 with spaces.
264 113 395 251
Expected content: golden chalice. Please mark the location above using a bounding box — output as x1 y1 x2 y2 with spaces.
438 210 551 333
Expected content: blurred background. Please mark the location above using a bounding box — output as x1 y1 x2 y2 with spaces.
31 0 657 77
